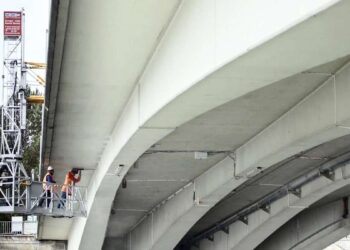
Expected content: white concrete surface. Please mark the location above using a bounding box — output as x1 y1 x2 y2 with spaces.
41 0 350 249
185 165 350 250
257 200 350 250
125 59 350 249
43 0 182 243
72 1 350 249
325 236 350 250
106 56 350 247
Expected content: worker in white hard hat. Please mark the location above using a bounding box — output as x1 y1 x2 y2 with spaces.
39 166 56 208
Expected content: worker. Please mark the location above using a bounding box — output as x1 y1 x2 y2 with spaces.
39 166 56 208
58 168 81 208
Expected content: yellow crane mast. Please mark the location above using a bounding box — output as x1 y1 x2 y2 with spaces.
25 61 46 104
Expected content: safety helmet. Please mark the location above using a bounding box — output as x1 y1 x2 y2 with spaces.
47 166 54 171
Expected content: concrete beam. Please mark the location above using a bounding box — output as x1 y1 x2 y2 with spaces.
193 165 350 250
235 65 350 176
39 218 72 241
141 0 347 129
299 222 350 250
40 0 72 240
67 1 350 249
42 0 70 170
128 157 246 250
128 60 350 250
257 199 350 250
230 168 348 250
139 0 343 128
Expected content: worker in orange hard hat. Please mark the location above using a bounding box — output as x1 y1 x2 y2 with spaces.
39 166 56 208
58 168 81 209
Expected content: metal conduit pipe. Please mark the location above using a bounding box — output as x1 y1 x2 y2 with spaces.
186 153 350 246
225 148 331 204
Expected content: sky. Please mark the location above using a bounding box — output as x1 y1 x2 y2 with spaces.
0 0 51 100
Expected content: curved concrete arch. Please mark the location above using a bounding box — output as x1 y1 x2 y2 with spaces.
295 221 350 250
256 199 350 250
192 163 350 250
66 1 350 249
230 168 350 250
127 57 350 250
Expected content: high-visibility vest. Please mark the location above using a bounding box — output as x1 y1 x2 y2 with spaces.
42 173 53 190
61 172 80 193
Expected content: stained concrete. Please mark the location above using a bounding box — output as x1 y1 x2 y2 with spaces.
0 237 66 250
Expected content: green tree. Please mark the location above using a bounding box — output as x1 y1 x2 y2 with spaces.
22 90 42 176
0 92 42 221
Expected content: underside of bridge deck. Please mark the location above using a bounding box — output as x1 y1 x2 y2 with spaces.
41 1 350 249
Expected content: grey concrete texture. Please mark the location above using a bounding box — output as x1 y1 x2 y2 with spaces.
123 56 350 250
0 237 66 250
257 199 349 250
42 0 350 248
188 166 350 250
108 18 350 248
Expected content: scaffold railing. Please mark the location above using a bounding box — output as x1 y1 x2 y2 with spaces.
0 10 88 218
30 183 87 217
0 177 87 217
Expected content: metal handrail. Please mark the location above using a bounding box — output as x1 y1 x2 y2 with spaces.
0 179 87 217
30 183 87 216
0 220 37 236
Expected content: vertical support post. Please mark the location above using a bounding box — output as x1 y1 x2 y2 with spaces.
26 183 30 210
12 165 15 208
0 10 29 213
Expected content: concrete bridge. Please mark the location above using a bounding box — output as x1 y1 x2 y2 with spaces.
39 0 350 249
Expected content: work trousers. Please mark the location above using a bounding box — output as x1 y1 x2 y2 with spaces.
39 190 52 208
58 191 67 208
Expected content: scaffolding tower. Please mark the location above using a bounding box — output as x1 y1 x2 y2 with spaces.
0 10 86 217
1 10 30 213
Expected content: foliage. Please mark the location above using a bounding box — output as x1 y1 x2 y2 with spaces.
22 89 42 176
